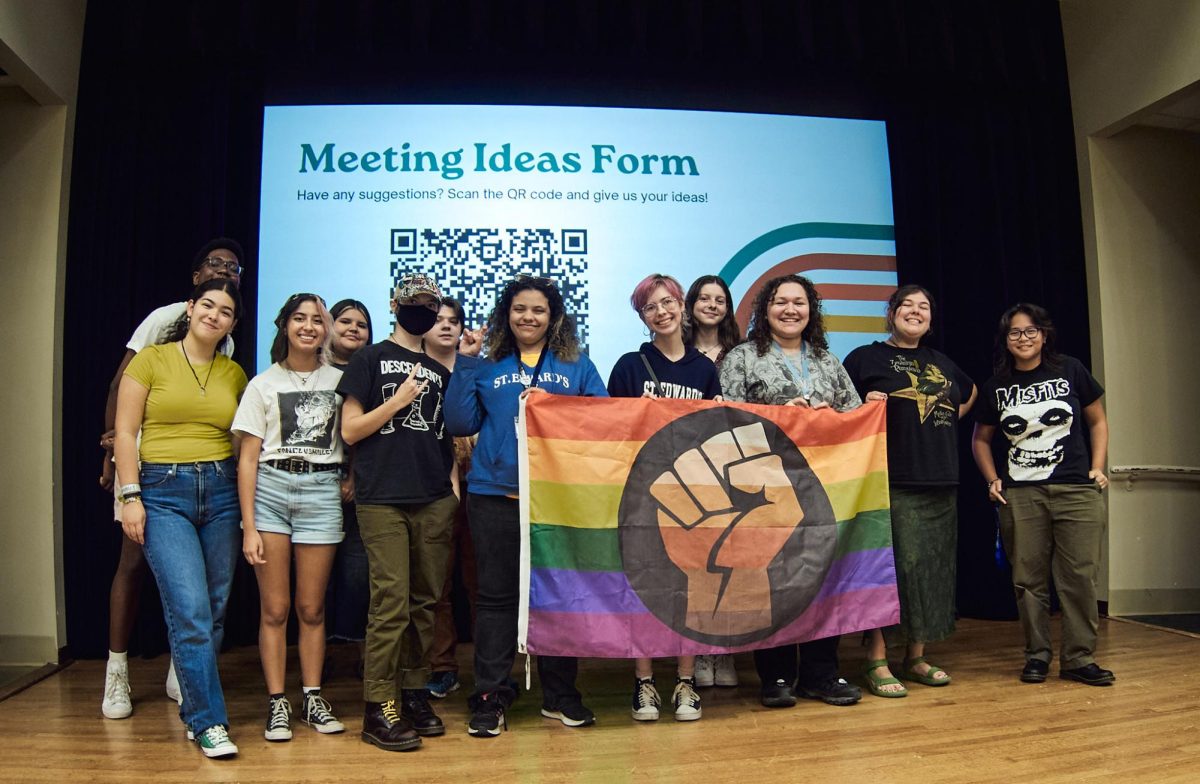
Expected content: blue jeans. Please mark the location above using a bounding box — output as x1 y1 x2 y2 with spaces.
139 459 240 734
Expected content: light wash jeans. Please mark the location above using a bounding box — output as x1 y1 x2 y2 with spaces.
139 459 240 734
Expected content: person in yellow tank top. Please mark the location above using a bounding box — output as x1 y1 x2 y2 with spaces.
113 278 247 759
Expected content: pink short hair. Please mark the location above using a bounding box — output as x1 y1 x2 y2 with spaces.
630 274 685 314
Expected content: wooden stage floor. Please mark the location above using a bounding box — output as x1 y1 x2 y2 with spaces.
4 617 1197 783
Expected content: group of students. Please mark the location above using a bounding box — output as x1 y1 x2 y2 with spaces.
98 238 1114 760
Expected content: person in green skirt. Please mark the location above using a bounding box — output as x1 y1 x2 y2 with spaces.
842 285 977 697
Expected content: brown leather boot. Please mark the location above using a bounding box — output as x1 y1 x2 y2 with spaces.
361 699 421 751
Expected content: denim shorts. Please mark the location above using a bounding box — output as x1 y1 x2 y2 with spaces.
252 463 344 544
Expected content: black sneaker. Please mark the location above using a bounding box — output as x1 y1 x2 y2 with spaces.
798 677 862 706
1020 659 1049 683
1060 663 1115 686
264 695 292 741
760 678 797 708
401 689 445 736
541 699 596 727
301 690 345 734
467 693 507 738
631 677 661 721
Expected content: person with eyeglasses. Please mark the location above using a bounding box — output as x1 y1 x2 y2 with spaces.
98 237 244 722
233 293 348 743
606 274 720 722
112 277 248 757
972 303 1113 687
336 274 460 752
842 285 977 698
718 274 864 710
445 275 607 738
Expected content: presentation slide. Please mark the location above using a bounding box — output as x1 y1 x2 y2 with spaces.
258 105 896 375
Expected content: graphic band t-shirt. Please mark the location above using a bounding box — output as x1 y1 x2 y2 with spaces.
842 341 973 486
336 340 453 504
976 355 1103 486
232 363 345 465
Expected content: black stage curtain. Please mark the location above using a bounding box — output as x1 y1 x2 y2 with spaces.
63 0 1086 658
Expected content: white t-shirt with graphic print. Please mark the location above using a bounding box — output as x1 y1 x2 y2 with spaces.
233 363 345 465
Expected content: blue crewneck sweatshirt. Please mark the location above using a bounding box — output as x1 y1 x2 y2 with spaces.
444 350 608 496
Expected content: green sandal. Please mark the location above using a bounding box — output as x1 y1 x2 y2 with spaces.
901 657 952 686
864 659 908 698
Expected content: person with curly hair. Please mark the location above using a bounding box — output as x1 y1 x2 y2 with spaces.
718 274 863 709
445 275 607 738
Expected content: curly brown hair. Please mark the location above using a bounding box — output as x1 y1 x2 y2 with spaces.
746 274 829 358
484 276 581 362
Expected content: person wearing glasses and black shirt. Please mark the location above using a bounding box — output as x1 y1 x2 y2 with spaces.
972 303 1113 688
99 237 244 722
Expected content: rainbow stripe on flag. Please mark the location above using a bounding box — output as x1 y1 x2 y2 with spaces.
517 395 898 658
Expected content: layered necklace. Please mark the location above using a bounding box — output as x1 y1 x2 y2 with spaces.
180 340 216 396
283 359 317 390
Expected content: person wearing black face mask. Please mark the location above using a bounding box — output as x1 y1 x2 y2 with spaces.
336 274 460 752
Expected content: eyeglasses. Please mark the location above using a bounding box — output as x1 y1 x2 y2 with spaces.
1007 326 1041 341
640 296 681 317
202 257 243 275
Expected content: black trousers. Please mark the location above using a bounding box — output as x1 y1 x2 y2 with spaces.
467 492 581 708
753 636 841 688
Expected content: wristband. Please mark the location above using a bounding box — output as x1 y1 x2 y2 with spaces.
118 483 141 500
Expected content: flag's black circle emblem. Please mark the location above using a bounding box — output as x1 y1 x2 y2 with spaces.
618 407 837 646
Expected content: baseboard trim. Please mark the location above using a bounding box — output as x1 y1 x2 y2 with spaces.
1108 588 1200 616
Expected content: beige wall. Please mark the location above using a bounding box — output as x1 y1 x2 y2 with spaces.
0 0 85 665
1061 1 1200 615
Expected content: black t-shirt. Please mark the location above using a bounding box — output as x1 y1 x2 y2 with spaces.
976 355 1103 486
607 342 722 400
336 340 453 504
843 341 974 486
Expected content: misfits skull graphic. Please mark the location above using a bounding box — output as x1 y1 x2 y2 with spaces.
1000 400 1073 481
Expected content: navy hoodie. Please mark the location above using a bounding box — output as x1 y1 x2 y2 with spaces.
445 350 608 496
607 342 722 400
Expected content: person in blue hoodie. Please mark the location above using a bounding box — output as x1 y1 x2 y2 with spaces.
445 275 607 738
607 274 721 724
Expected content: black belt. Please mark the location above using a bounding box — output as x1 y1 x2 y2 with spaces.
266 458 342 474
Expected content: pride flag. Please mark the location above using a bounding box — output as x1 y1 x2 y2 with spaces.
517 395 898 658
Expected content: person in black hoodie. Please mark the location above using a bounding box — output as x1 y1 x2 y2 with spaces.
607 273 721 723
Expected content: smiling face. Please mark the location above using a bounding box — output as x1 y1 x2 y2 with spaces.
509 289 551 351
641 284 683 338
426 304 464 351
691 282 728 329
766 282 810 343
192 247 242 286
1006 312 1045 368
332 307 369 360
285 299 327 357
889 290 932 343
187 289 237 343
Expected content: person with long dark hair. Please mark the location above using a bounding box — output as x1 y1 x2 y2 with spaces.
718 274 863 709
683 275 741 365
607 273 721 722
112 277 247 758
446 276 607 737
972 303 1113 687
234 293 347 741
843 285 976 697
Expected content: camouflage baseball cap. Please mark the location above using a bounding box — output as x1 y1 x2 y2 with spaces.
393 273 443 302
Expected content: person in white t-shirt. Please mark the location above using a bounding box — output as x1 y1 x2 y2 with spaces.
99 237 244 721
234 293 348 742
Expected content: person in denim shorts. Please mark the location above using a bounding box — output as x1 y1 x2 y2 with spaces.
235 293 348 742
113 278 247 759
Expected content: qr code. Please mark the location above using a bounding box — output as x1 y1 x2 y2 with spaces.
389 228 590 351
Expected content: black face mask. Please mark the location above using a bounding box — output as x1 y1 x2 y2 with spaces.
394 304 439 336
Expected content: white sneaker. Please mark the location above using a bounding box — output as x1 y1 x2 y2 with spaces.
101 659 132 719
631 677 661 721
673 677 702 721
165 659 183 705
693 656 715 688
714 654 739 687
196 725 238 758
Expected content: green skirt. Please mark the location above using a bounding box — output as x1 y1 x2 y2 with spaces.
886 486 957 644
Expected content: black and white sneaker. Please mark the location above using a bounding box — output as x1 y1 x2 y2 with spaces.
630 677 661 721
542 699 596 727
264 695 292 741
301 690 346 734
467 693 507 738
672 677 702 721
